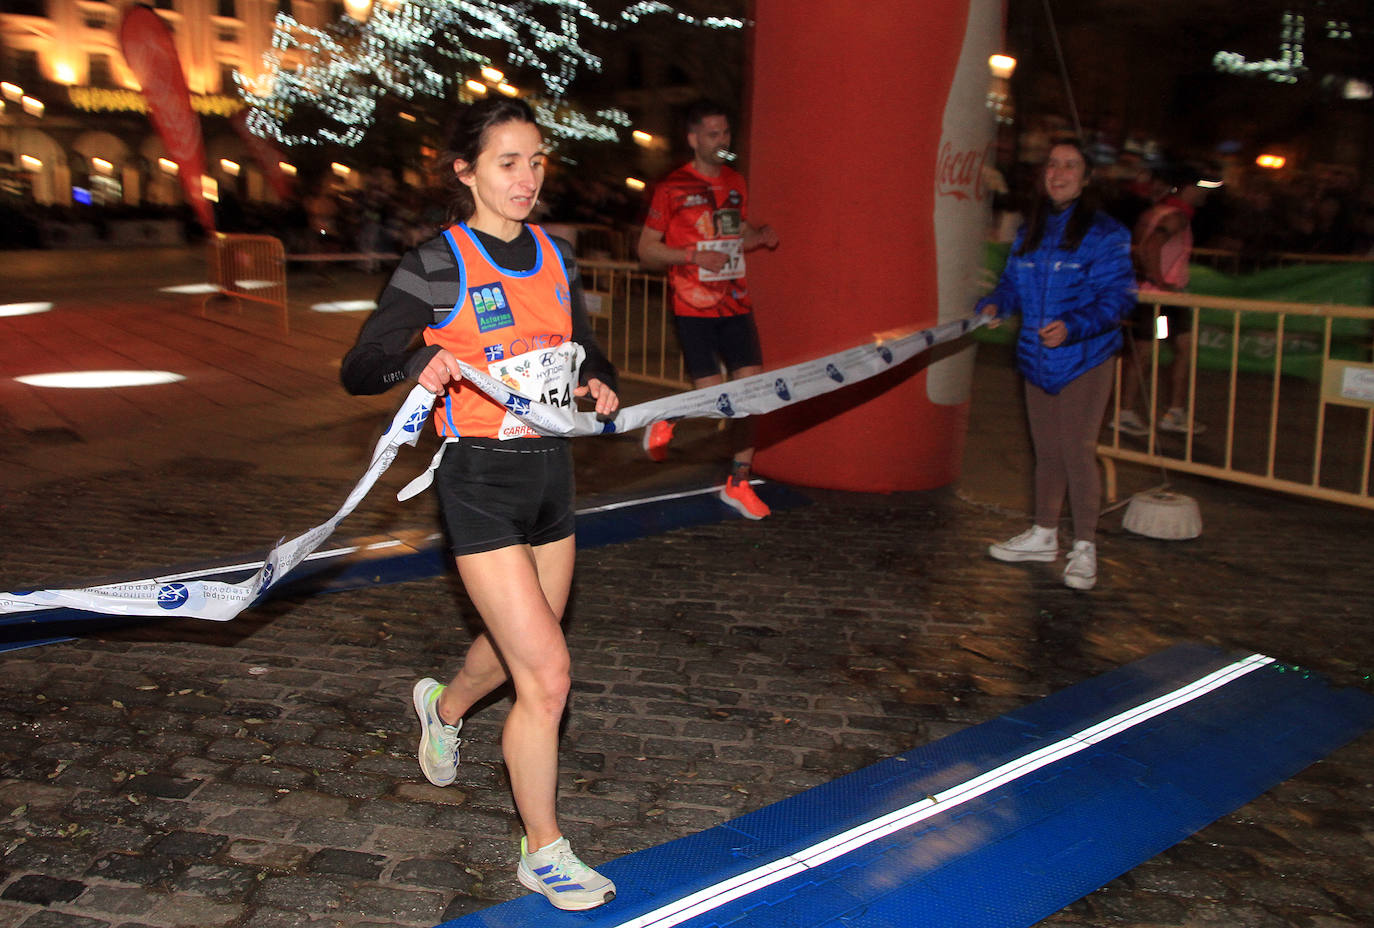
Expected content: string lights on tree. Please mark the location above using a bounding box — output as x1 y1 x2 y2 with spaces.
1212 11 1307 84
240 0 743 148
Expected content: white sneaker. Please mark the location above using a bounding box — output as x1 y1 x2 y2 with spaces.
518 835 616 911
988 526 1058 563
1063 540 1098 590
1158 407 1206 435
1112 409 1150 437
411 678 461 787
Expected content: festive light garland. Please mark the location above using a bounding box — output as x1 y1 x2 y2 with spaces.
241 0 741 148
1213 11 1307 84
69 87 243 116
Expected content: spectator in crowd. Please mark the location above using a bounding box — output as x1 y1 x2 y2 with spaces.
979 138 1135 591
1114 168 1211 437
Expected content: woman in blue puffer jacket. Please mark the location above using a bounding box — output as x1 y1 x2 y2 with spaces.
977 138 1134 591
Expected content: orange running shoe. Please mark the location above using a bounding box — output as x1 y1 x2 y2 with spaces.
642 420 675 462
720 476 771 520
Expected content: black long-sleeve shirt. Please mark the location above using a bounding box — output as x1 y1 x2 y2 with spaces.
341 226 617 396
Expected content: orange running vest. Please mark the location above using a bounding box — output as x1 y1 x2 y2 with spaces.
423 224 573 439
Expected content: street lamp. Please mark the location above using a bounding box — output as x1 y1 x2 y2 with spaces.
986 54 1016 125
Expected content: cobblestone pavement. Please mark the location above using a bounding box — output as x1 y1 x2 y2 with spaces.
0 248 1371 928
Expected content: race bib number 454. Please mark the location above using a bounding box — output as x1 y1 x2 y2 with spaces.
696 238 745 282
488 342 581 440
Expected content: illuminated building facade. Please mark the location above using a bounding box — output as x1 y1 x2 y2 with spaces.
0 0 328 209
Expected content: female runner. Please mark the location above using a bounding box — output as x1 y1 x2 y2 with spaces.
341 97 619 911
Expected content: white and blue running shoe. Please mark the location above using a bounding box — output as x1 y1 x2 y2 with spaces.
411 677 461 787
517 835 616 910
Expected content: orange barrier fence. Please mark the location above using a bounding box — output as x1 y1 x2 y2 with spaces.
1101 290 1374 510
206 233 288 332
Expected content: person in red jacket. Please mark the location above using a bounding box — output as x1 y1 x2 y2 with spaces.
341 98 618 912
636 100 780 520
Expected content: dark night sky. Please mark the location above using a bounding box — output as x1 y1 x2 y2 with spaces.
1004 0 1373 169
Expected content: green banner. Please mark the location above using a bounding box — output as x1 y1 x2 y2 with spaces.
976 243 1373 380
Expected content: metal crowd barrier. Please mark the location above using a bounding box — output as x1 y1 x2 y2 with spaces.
1101 290 1374 510
577 259 691 389
205 233 289 333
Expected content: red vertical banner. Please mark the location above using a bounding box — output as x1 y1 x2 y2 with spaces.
747 0 1001 491
119 5 215 232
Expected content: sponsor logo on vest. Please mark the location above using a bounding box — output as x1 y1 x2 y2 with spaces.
506 333 565 356
484 344 505 362
774 378 791 400
157 583 190 610
472 283 515 333
935 140 993 202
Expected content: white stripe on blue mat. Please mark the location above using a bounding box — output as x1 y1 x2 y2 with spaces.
438 644 1374 928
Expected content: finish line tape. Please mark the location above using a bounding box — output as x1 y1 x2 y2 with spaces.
0 315 984 622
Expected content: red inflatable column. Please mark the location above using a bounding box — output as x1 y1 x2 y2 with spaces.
748 0 1002 491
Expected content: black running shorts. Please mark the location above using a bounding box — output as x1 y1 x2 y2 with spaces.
673 313 763 380
434 436 575 556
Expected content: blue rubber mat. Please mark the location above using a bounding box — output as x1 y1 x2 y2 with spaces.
438 644 1374 928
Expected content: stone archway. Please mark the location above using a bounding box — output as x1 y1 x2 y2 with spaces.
7 127 66 205
139 134 180 206
71 130 133 205
204 133 254 202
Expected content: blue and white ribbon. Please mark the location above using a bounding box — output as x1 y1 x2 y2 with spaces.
0 315 985 622
0 392 434 622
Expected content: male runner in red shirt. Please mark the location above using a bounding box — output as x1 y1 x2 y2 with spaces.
636 101 780 519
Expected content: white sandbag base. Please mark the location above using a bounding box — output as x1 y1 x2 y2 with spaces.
1123 489 1203 540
